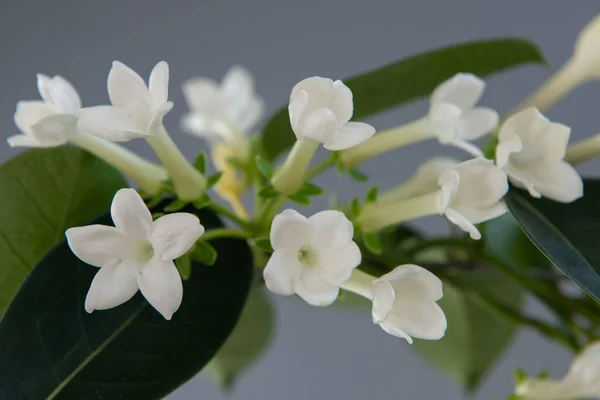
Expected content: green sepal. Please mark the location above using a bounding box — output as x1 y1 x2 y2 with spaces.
191 241 218 266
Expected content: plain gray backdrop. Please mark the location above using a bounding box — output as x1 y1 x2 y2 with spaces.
2 1 600 399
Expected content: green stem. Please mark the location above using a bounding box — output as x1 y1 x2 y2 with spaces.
202 228 249 241
209 202 251 228
306 156 336 180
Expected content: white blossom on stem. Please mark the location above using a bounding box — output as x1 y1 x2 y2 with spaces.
65 188 205 320
516 341 600 400
79 61 173 142
8 74 81 147
263 209 361 306
496 107 583 203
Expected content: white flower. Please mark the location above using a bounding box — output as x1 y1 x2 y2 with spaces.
78 61 173 142
288 77 375 150
8 74 81 148
181 65 264 144
65 188 205 320
438 158 509 239
371 265 446 343
496 107 583 203
427 73 499 155
516 341 600 400
263 209 361 306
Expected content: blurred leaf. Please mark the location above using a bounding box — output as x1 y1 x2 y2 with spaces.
191 240 218 266
255 156 275 179
207 172 224 188
0 147 126 319
365 186 378 203
347 168 368 182
252 237 273 253
261 38 545 160
164 198 188 212
298 182 324 197
194 152 206 174
176 255 192 280
362 232 382 255
289 193 311 206
203 285 275 391
258 185 278 198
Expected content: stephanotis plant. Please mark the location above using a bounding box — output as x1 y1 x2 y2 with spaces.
3 14 600 400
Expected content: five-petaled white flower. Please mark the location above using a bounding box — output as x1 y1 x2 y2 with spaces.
496 107 583 203
288 77 375 150
65 188 205 320
516 341 600 400
438 158 509 239
78 61 173 142
181 65 264 144
427 73 499 156
372 265 447 343
263 209 361 306
8 74 81 148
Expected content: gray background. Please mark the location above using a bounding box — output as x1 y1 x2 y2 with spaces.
1 0 599 399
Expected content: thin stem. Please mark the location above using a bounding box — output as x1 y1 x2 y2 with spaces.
306 156 336 180
202 228 249 241
209 202 251 228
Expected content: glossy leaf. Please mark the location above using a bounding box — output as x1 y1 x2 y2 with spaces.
261 38 545 160
0 147 127 319
506 182 600 302
0 205 254 400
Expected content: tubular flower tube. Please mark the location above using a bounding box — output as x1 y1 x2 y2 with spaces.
565 132 600 165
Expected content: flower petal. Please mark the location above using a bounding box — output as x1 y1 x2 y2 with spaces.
137 258 183 320
454 202 507 225
150 213 205 261
182 78 222 113
450 158 509 207
78 106 146 142
308 210 354 251
457 107 498 141
288 90 308 137
7 134 49 148
235 96 264 133
65 225 140 267
296 108 337 143
37 74 81 114
30 114 77 145
270 209 311 251
330 80 353 124
110 188 153 238
294 269 340 306
84 260 139 313
108 61 151 120
444 208 482 240
375 265 443 302
495 135 522 168
320 241 361 285
221 65 254 103
290 77 334 111
147 101 174 135
14 101 56 133
148 61 169 111
431 73 485 111
324 122 376 151
566 341 600 384
372 280 395 324
263 250 302 296
379 301 447 342
518 161 583 203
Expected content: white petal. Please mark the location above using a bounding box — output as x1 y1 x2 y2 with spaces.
379 301 447 342
263 250 302 295
288 90 308 136
181 78 222 113
308 210 354 251
457 107 498 141
372 280 395 324
65 225 140 267
150 213 205 261
149 61 169 112
438 170 460 211
14 101 56 133
506 165 542 199
517 161 583 203
324 122 376 151
450 158 509 207
375 265 443 302
7 134 50 148
30 114 77 145
78 106 146 142
110 188 153 238
320 241 361 285
450 139 484 157
297 107 337 143
221 65 254 102
137 257 183 320
431 73 485 111
444 208 482 240
146 101 173 135
38 75 81 114
495 135 522 168
330 80 353 124
427 102 462 144
235 96 264 133
36 74 53 104
294 269 340 306
270 209 311 251
290 77 334 110
566 341 600 384
108 61 151 120
180 113 233 141
454 202 507 225
84 260 139 313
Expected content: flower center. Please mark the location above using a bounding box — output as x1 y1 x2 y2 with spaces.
134 240 155 262
297 245 318 266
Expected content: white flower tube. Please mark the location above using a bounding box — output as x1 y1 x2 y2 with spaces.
496 107 583 203
517 14 600 112
359 158 508 239
339 73 498 168
341 266 447 343
516 341 600 400
79 61 206 201
271 77 375 195
565 131 600 165
8 74 166 194
65 188 205 320
263 209 361 306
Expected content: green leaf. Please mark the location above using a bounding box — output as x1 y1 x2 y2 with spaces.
260 38 545 160
203 285 274 391
252 237 273 253
176 255 192 280
289 193 311 206
350 197 361 217
258 185 278 198
505 182 600 302
413 273 522 392
255 156 275 179
347 168 368 182
298 182 324 197
194 152 206 174
0 203 254 399
207 172 224 188
193 194 211 210
191 240 218 266
164 198 188 212
362 232 382 255
0 147 126 319
365 186 378 203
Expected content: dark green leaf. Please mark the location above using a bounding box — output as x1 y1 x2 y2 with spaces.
203 285 274 391
0 147 126 319
347 168 368 182
193 195 212 210
194 152 206 174
261 38 545 160
191 240 218 266
289 193 311 206
0 203 254 399
362 232 382 255
350 198 361 217
207 172 224 188
252 237 273 253
413 273 522 392
365 186 378 203
258 185 278 198
255 156 275 179
505 182 600 302
176 255 192 280
164 198 188 212
298 182 324 197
